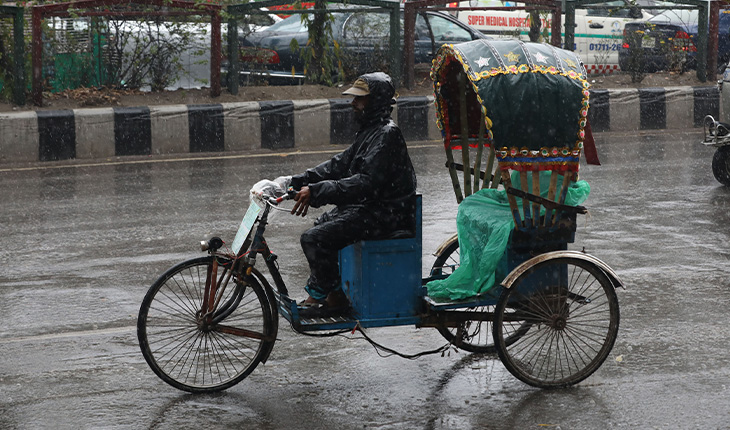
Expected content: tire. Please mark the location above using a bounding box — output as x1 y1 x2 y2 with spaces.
138 256 276 393
431 237 527 354
712 147 730 186
493 257 619 388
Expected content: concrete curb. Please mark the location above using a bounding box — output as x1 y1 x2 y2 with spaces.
0 86 719 164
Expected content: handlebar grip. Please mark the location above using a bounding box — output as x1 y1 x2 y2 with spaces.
272 189 296 204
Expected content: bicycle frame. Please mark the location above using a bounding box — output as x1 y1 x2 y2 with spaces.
187 198 283 345
201 195 603 335
223 196 502 332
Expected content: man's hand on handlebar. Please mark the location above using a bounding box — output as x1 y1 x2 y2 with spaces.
291 186 311 217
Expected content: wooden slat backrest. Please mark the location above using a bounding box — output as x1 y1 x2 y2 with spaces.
443 70 584 234
500 169 580 232
444 130 500 202
443 72 500 203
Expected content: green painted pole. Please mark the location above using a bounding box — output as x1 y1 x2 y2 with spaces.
565 2 576 51
13 7 26 106
389 5 401 88
708 0 719 81
227 18 239 95
697 2 707 82
550 1 561 47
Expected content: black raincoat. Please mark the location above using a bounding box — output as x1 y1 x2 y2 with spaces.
290 72 417 300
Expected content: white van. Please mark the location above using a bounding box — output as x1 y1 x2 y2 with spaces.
450 0 652 74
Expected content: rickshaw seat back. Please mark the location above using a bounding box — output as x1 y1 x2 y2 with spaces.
431 39 590 237
338 194 423 321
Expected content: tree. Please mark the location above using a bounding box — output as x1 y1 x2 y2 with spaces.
291 0 342 86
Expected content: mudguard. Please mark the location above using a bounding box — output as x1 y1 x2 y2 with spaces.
500 250 625 291
432 232 458 257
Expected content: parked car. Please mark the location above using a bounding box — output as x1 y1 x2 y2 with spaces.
452 0 652 72
223 5 489 85
618 9 730 73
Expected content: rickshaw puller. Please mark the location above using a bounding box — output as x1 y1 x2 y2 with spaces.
288 72 418 318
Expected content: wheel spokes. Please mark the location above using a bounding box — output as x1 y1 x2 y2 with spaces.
139 258 273 392
496 258 619 387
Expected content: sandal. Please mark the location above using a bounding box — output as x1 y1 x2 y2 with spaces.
298 298 322 307
297 301 351 318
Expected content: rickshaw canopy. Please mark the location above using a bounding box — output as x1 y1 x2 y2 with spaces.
431 39 591 173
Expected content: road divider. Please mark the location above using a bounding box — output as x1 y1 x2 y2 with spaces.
0 87 719 164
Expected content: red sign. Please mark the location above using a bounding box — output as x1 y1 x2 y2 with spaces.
266 3 315 18
465 13 550 28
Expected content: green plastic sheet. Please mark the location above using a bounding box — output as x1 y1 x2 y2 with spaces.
426 171 590 301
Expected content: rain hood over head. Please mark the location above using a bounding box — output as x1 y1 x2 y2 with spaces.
350 72 397 127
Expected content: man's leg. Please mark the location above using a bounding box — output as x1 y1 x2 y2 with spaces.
300 208 376 301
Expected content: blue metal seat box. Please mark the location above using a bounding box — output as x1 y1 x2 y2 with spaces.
339 195 423 324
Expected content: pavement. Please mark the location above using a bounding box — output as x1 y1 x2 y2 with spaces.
0 85 721 165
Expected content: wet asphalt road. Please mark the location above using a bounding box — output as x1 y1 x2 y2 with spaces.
1 130 730 430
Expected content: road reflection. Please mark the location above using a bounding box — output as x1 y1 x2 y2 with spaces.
425 353 613 429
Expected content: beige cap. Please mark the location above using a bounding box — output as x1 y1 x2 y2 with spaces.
342 78 370 96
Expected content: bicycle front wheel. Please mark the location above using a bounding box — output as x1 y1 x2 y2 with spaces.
138 256 276 393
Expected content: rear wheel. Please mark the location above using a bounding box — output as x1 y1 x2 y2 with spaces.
138 256 276 393
712 147 730 186
430 236 460 280
494 257 619 388
430 237 527 353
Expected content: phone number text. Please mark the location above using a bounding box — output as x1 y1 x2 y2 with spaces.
589 43 620 51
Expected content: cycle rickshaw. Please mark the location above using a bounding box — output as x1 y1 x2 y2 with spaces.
137 39 623 394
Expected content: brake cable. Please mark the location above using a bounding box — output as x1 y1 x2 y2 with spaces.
290 321 455 360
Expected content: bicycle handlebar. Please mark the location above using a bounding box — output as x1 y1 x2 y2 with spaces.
259 188 296 206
